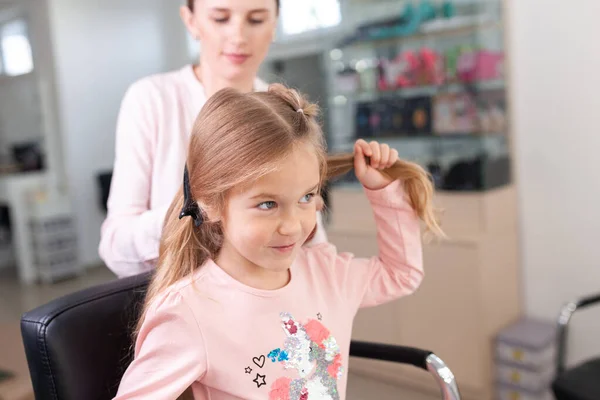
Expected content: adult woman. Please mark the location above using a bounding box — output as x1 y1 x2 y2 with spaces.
99 0 327 278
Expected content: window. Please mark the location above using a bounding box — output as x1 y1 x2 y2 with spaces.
280 0 342 36
1 19 34 76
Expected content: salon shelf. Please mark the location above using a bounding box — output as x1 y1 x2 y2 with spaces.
324 2 518 398
328 133 509 155
337 17 502 50
331 79 505 104
354 132 507 141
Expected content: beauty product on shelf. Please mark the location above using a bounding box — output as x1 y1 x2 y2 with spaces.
356 58 379 93
406 96 433 136
355 102 373 138
368 101 387 137
353 1 437 41
379 97 409 137
433 93 478 134
441 0 456 18
378 51 420 90
458 50 504 83
419 47 445 85
444 46 463 83
477 89 507 133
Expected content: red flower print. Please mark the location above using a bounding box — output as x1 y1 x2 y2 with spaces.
327 354 342 378
268 377 291 400
304 320 330 347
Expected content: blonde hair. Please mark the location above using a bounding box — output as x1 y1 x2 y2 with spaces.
135 83 442 339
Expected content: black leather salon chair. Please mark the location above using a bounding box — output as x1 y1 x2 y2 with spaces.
552 292 600 400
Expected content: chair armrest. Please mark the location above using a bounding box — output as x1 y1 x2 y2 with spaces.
349 340 461 400
20 272 152 400
556 292 600 374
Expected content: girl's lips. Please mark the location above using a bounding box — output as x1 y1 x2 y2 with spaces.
271 243 295 253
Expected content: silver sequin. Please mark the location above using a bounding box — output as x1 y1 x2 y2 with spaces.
276 312 343 399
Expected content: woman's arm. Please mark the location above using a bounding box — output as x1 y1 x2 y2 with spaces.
99 80 167 277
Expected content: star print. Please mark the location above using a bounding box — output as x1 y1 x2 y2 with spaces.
253 373 266 388
245 366 252 374
317 313 322 321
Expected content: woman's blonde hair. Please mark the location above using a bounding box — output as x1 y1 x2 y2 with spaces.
135 83 442 338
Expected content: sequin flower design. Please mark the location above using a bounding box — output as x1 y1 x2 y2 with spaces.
268 312 343 400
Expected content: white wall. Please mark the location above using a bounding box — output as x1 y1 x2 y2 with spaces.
507 0 600 365
160 1 192 71
46 0 189 266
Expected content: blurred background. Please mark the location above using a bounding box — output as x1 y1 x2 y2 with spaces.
1 0 599 399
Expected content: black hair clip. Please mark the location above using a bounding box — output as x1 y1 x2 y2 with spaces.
179 165 204 227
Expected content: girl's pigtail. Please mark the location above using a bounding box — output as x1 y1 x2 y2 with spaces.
327 153 444 238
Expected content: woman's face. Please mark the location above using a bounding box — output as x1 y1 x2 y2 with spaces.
182 0 278 82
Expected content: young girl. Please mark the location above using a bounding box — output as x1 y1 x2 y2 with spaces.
114 84 442 400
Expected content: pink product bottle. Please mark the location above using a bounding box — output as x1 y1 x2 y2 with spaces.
433 93 478 134
420 47 445 85
378 52 420 91
457 50 504 83
453 94 479 131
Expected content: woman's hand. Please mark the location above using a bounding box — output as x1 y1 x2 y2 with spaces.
354 139 399 190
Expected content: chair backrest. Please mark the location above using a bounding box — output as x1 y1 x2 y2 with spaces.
20 272 151 400
97 171 113 212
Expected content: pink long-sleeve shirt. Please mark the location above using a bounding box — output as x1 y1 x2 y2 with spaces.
99 65 327 278
114 180 423 400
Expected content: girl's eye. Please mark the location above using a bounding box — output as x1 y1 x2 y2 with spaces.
300 193 315 204
249 19 265 24
213 17 228 23
258 201 277 210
